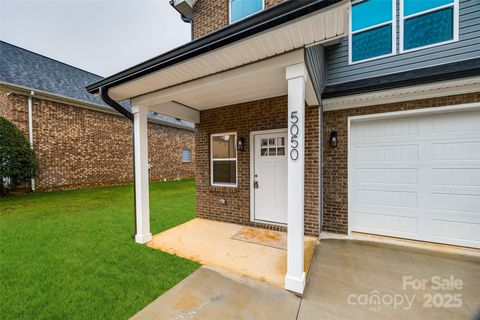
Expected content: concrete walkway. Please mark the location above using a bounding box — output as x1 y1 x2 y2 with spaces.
134 239 480 320
132 266 301 320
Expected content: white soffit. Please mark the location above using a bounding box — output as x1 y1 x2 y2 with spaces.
322 76 480 111
110 1 349 101
133 49 316 111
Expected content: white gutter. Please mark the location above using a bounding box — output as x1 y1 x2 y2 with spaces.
28 90 35 191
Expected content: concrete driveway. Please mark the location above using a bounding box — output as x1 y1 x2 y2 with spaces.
133 239 480 320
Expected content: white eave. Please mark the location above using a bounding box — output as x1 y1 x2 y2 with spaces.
108 1 349 106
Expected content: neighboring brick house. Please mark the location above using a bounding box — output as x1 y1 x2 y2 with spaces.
87 0 480 293
0 41 195 191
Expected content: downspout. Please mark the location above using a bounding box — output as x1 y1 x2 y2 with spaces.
181 15 194 41
28 91 35 192
99 87 137 238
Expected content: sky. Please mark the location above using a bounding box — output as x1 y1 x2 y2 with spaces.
0 0 191 77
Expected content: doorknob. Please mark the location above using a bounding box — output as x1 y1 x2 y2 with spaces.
254 180 259 189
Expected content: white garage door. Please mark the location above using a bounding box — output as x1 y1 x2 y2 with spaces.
349 107 480 248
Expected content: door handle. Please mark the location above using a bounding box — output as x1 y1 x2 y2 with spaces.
254 180 259 189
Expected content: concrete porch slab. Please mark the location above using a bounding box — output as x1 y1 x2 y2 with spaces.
132 266 301 320
147 218 317 288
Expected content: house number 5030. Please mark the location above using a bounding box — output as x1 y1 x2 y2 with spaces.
290 111 299 160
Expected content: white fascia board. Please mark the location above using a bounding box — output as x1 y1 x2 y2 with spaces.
147 101 200 124
322 76 480 111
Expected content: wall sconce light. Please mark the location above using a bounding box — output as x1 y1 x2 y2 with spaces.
237 136 245 151
329 131 338 148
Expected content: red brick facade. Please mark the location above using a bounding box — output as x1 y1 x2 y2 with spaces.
322 93 480 234
0 89 195 191
192 0 286 39
196 96 320 236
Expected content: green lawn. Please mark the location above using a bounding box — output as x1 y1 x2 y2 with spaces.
0 180 199 320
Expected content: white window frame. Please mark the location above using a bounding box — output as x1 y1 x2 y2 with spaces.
210 132 238 187
348 0 397 65
400 0 459 54
182 148 191 163
229 0 265 24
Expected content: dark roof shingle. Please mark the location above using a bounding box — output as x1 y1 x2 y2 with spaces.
0 41 194 129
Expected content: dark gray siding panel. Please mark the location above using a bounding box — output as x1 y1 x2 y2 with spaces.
325 0 480 84
305 44 326 98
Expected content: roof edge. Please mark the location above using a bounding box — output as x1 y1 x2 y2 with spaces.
86 0 342 94
1 82 195 131
322 58 480 99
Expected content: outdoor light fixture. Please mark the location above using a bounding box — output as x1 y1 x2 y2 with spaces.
237 136 245 151
329 131 338 148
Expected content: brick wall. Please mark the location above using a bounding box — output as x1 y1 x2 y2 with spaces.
322 93 480 234
192 0 287 39
0 90 195 191
196 95 320 236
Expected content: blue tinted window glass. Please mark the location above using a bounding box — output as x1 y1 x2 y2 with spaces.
352 0 392 31
231 0 263 23
404 0 453 16
404 7 453 50
182 149 191 162
352 24 392 61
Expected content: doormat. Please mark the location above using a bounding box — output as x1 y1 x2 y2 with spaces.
231 227 287 250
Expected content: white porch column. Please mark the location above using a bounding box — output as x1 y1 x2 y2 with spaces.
285 63 307 294
132 105 152 244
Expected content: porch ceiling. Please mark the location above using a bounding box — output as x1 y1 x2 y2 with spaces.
132 49 317 117
108 1 348 102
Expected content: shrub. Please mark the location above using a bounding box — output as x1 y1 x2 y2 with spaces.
0 117 38 196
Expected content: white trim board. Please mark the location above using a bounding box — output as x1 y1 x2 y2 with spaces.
322 76 480 111
210 132 238 188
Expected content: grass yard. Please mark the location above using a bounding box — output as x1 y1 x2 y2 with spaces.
0 179 199 320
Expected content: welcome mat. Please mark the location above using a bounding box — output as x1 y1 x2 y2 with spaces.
231 227 287 250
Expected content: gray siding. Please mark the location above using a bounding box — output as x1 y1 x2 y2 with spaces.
305 44 326 99
325 0 480 85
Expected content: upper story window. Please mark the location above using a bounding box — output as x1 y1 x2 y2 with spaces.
400 0 459 52
349 0 396 64
230 0 264 23
211 133 237 187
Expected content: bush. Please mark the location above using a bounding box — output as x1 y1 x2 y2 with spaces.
0 117 38 196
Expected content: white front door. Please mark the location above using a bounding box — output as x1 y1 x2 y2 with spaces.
252 130 288 224
349 108 480 248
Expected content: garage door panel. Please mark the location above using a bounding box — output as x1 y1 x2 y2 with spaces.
354 189 418 209
352 211 418 235
354 144 419 162
432 142 480 161
431 168 480 186
431 193 480 214
430 111 480 135
431 220 480 248
350 108 480 248
354 168 419 185
351 118 419 142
